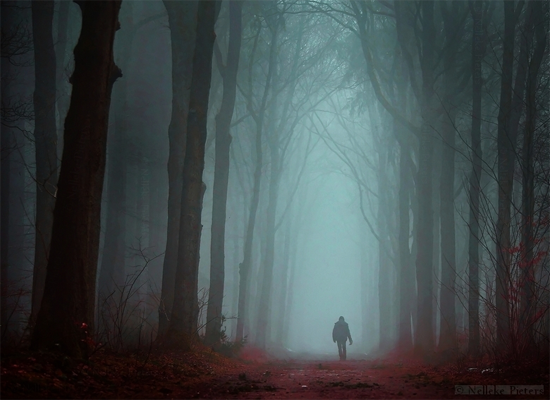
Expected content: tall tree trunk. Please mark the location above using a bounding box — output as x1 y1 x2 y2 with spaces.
256 130 281 349
147 159 164 302
235 19 278 342
30 0 58 326
282 224 299 346
205 1 242 346
467 0 484 356
4 135 28 337
377 139 393 352
0 84 8 334
437 0 467 354
439 107 457 354
394 56 414 352
398 136 413 351
520 1 546 346
30 0 122 358
495 0 516 353
495 0 534 352
1 4 14 334
158 0 198 338
55 0 70 162
432 154 441 344
414 0 436 357
274 213 292 346
165 0 220 345
255 9 306 349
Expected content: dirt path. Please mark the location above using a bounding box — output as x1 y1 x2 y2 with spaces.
175 359 455 399
3 350 547 399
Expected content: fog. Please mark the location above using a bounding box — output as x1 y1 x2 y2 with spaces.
2 0 548 363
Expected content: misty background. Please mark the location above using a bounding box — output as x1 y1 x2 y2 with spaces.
2 0 548 361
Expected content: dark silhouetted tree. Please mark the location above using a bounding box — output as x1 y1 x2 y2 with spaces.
30 0 122 358
205 0 242 346
29 0 58 325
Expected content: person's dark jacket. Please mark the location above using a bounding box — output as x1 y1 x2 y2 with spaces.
332 320 352 343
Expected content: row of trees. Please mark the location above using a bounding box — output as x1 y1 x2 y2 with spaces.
314 0 549 358
1 0 331 357
2 0 549 361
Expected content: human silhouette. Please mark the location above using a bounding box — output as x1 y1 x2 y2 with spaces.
332 316 353 360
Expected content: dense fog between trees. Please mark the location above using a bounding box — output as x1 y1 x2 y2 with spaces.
2 0 549 362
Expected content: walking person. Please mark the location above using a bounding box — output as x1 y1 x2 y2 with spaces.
332 316 353 360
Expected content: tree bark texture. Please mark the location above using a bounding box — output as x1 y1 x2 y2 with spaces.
30 0 122 358
30 0 58 325
205 0 242 346
158 0 197 338
166 0 220 344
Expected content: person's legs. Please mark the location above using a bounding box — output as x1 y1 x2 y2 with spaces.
337 341 344 360
342 341 347 360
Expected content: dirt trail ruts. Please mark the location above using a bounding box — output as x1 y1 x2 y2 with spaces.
176 359 454 399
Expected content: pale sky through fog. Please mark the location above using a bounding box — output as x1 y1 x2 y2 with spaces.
288 142 370 355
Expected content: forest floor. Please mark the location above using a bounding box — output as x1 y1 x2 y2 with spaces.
1 345 548 399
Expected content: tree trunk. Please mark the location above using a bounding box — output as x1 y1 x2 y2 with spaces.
235 18 278 342
147 158 164 304
30 0 58 326
158 0 198 338
1 4 14 334
398 135 413 351
30 0 122 358
283 223 299 346
165 0 220 345
55 0 70 162
0 92 11 341
495 1 516 353
495 0 534 352
274 214 292 346
377 139 393 352
4 135 28 337
414 0 436 357
256 129 281 349
205 1 242 346
439 107 457 354
520 0 546 346
467 0 484 356
415 0 436 356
